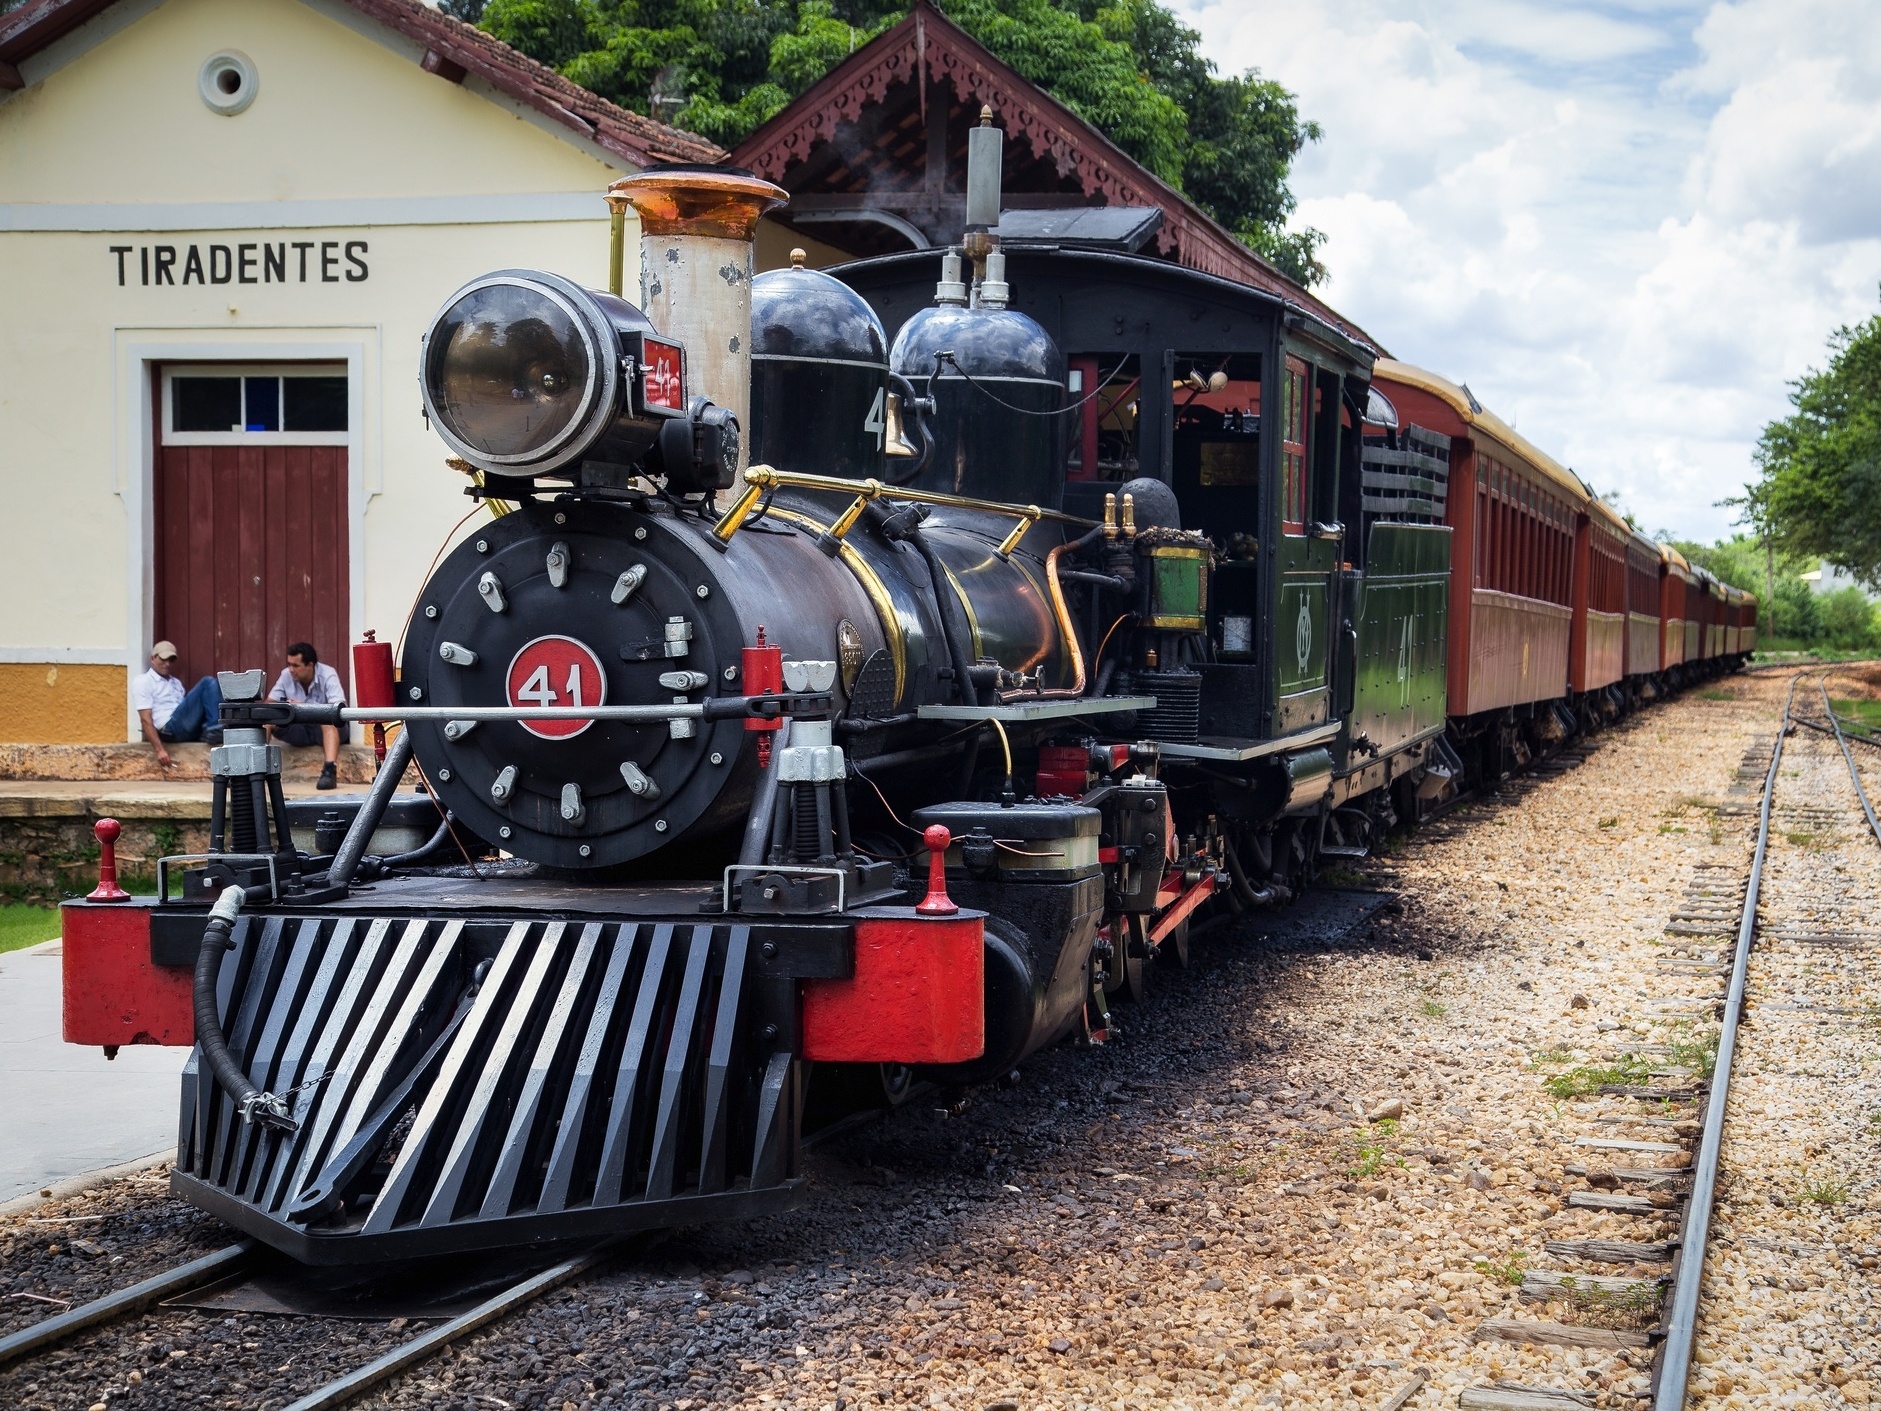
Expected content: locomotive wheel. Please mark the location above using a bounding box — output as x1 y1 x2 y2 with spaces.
1157 916 1192 970
879 1064 915 1107
1109 915 1151 1004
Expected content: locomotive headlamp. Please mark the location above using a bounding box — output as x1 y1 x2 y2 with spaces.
421 269 686 478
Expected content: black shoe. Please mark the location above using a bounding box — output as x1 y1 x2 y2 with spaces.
317 763 338 790
203 728 224 747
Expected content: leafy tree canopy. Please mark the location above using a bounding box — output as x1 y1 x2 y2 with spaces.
1741 300 1881 590
461 0 1326 285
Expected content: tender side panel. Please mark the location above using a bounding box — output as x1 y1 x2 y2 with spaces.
1349 522 1451 757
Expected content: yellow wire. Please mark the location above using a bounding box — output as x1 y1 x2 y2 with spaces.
988 717 1013 781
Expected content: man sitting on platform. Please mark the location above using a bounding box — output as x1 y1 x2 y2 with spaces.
268 641 347 790
133 641 222 770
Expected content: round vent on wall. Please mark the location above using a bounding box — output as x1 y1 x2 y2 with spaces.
199 51 258 115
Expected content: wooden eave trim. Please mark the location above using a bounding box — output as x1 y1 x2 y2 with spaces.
731 2 1377 350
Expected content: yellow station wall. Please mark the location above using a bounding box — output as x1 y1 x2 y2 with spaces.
0 0 640 742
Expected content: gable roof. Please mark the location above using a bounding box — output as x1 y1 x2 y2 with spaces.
0 0 724 168
730 1 1375 351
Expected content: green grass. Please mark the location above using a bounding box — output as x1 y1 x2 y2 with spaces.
0 903 62 956
1831 698 1881 735
1542 1053 1654 1098
1698 687 1737 702
1417 997 1447 1019
1667 1024 1721 1080
1474 1250 1528 1285
1801 1175 1852 1206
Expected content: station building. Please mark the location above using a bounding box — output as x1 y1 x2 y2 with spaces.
0 0 720 745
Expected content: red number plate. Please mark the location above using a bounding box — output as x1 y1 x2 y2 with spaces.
642 336 685 413
506 635 607 740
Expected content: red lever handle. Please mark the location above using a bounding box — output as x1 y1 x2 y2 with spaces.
88 817 131 903
915 824 957 916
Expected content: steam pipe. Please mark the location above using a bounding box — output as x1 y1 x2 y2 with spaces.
329 728 414 890
1002 522 1109 702
909 528 981 707
738 719 792 868
379 812 456 870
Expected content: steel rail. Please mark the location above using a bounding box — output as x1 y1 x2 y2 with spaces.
280 1241 619 1411
1652 670 1802 1410
1821 678 1881 845
0 1241 255 1366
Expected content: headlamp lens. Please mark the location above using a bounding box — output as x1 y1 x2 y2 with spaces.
425 283 592 460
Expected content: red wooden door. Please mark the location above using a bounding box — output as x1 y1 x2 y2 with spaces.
152 443 349 687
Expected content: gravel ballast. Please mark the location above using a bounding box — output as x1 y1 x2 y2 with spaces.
6 668 1872 1410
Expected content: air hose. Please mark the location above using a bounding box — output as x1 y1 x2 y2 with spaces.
194 885 297 1131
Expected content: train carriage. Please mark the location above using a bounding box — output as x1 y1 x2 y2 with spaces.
1624 530 1663 685
1660 546 1693 673
1571 499 1631 714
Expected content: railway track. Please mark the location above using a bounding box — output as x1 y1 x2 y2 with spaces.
1453 667 1881 1411
0 1233 619 1411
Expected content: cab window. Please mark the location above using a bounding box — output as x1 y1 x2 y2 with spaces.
1282 356 1309 533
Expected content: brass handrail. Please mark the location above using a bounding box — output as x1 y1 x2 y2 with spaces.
710 464 1094 546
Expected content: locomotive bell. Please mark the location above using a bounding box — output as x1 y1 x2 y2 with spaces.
748 249 892 479
420 269 688 478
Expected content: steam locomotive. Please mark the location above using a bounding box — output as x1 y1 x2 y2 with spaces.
61 129 1751 1265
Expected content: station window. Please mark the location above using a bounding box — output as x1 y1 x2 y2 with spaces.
163 364 348 445
1281 356 1308 532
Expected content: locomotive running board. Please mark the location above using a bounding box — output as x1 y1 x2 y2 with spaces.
171 908 846 1264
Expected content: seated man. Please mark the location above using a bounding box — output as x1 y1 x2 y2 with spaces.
133 641 222 769
269 641 346 790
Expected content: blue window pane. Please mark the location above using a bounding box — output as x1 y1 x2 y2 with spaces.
244 376 280 432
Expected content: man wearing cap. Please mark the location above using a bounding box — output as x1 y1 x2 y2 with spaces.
132 643 223 770
267 642 346 790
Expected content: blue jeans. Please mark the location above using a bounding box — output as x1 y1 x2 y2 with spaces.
159 676 223 742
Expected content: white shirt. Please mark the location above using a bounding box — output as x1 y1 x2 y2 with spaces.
270 662 346 706
132 667 186 730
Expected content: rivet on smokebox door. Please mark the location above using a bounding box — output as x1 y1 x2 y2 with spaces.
654 819 668 832
579 845 591 857
634 527 648 541
475 540 489 553
554 512 567 525
696 584 710 599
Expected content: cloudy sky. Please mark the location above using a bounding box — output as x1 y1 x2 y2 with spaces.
1171 0 1881 543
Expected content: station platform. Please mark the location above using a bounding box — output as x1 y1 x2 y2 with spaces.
0 936 186 1205
0 744 407 901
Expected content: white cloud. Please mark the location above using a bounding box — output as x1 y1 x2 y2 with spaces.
1173 0 1881 542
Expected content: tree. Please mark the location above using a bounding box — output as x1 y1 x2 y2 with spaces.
1742 301 1881 590
480 0 1328 285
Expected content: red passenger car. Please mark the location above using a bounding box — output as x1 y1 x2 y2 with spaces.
1570 500 1629 702
1624 530 1663 681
